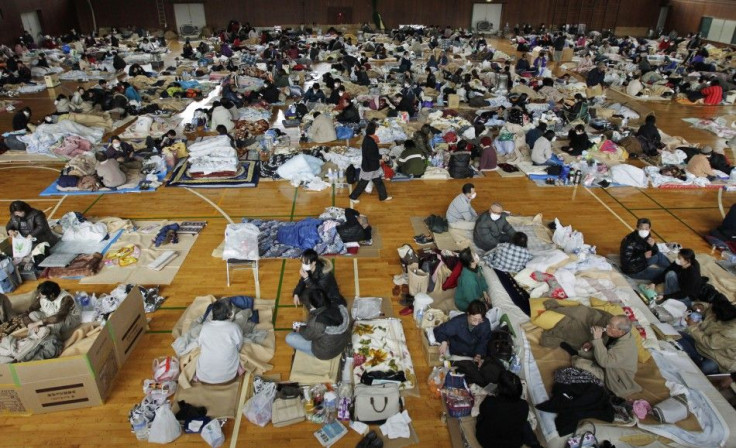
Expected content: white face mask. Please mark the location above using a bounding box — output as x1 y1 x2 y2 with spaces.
54 100 59 105
112 142 120 149
23 111 30 117
638 230 650 238
490 213 501 221
301 263 312 272
551 137 557 142
469 192 477 200
675 259 683 266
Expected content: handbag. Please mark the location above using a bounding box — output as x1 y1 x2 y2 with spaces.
408 265 429 296
397 244 419 268
152 356 180 382
353 383 402 424
487 328 514 361
566 421 599 448
271 397 306 427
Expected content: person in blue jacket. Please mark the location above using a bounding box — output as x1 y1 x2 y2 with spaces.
433 300 491 363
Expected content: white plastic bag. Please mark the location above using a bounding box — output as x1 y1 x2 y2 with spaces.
12 235 34 259
243 382 277 427
222 223 260 261
552 218 584 254
152 356 180 382
201 419 225 448
352 297 383 320
148 403 181 444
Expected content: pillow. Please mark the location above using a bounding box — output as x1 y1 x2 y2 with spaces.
442 262 463 290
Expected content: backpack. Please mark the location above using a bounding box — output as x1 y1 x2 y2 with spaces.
345 165 358 184
487 327 514 361
424 214 448 233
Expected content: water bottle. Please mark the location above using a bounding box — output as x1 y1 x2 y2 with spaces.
509 354 521 375
622 116 629 128
132 415 148 440
416 307 425 325
327 168 334 183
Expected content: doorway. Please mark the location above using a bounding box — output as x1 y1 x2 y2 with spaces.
173 3 206 33
327 7 353 25
20 10 42 43
471 3 502 34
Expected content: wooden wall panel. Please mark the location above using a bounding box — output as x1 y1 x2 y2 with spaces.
0 0 78 46
666 0 736 35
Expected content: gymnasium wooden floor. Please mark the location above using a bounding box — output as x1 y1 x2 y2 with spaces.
0 37 734 447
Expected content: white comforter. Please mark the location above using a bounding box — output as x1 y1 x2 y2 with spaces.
18 121 104 155
187 135 238 175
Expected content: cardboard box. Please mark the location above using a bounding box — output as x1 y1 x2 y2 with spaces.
44 74 60 88
561 47 574 62
447 94 459 109
107 287 146 366
420 327 442 367
0 289 144 415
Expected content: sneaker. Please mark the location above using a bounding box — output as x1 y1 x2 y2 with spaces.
381 196 393 201
350 198 359 203
414 234 434 245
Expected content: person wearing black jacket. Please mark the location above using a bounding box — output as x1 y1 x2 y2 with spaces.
553 33 566 63
12 107 33 131
292 249 345 307
112 52 126 72
636 114 662 155
648 248 701 308
586 62 607 87
336 99 360 123
354 65 370 86
425 67 436 89
564 124 594 156
619 218 670 281
349 121 392 202
515 53 531 73
476 371 542 448
6 200 59 247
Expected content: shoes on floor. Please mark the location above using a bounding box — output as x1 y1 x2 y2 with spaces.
399 293 414 307
350 197 360 203
399 306 414 316
392 285 401 297
392 273 408 286
356 430 383 448
413 234 434 245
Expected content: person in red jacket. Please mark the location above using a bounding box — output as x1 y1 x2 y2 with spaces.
701 79 723 105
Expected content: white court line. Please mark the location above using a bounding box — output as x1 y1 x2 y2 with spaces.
582 186 634 232
353 258 360 298
183 187 235 224
718 188 725 218
0 165 60 172
48 196 67 219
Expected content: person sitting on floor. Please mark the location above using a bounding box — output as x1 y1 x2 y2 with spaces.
446 183 478 247
636 114 662 156
626 73 644 97
484 232 533 274
94 152 126 188
679 295 736 374
23 281 80 340
531 130 562 166
285 289 351 360
307 112 337 143
701 78 723 105
396 140 427 177
6 200 59 247
563 124 594 156
558 312 642 398
645 248 701 308
586 62 607 88
476 370 543 448
455 248 490 311
619 218 670 281
434 300 491 362
302 83 326 103
54 94 71 114
293 249 345 307
687 146 717 179
700 146 732 174
105 135 135 162
195 300 244 384
473 202 515 252
525 122 546 150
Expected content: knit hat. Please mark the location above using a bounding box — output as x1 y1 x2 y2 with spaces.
480 136 492 147
701 145 713 154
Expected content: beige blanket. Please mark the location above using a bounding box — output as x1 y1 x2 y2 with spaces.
697 254 736 298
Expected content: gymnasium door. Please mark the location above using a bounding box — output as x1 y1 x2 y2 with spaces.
20 10 42 43
173 3 206 31
471 3 502 33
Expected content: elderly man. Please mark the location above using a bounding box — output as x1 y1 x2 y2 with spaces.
473 202 515 252
554 311 641 398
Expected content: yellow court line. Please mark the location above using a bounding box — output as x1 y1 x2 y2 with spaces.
583 187 634 232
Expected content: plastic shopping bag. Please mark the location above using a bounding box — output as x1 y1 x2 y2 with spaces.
201 419 225 448
222 223 260 261
148 403 181 444
12 235 34 259
152 356 180 382
243 381 277 427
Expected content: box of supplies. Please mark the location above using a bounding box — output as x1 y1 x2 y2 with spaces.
44 74 60 88
447 94 460 109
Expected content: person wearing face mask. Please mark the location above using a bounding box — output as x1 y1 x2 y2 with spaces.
531 130 562 166
473 202 516 253
646 248 702 308
564 124 594 156
446 183 479 248
285 289 351 360
104 135 135 161
455 248 490 311
292 249 345 308
619 218 670 281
